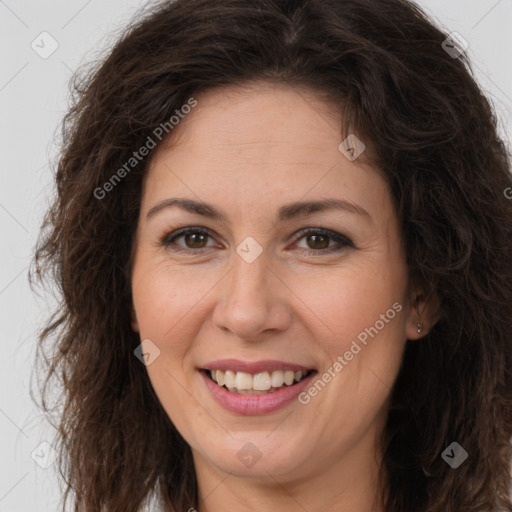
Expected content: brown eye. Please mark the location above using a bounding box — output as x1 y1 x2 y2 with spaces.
293 228 354 255
183 231 208 248
160 226 354 255
161 227 216 252
305 233 330 250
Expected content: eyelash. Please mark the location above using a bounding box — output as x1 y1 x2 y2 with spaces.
159 226 355 255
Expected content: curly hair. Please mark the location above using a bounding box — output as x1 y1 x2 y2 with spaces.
30 0 512 510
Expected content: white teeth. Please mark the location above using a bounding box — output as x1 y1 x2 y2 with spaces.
271 370 284 387
284 370 295 386
235 372 253 390
224 370 236 388
207 368 311 393
253 371 272 391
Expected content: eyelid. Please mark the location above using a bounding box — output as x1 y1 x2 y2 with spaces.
159 226 219 251
160 225 355 253
290 227 355 250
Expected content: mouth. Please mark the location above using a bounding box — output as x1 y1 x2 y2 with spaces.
201 368 316 395
198 358 318 414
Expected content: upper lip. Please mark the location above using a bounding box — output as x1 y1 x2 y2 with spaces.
201 359 316 374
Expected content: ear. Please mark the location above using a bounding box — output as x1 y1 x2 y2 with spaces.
405 283 440 340
130 307 139 333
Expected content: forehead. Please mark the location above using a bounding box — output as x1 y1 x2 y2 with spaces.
141 83 390 220
160 83 347 158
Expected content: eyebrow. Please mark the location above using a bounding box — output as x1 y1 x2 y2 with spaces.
146 197 372 223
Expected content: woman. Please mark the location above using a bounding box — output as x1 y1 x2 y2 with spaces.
31 0 512 510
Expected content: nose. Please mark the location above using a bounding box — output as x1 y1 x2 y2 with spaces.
211 248 292 342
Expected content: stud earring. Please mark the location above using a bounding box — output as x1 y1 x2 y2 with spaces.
417 321 423 334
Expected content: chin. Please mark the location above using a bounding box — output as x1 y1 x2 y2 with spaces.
194 433 307 478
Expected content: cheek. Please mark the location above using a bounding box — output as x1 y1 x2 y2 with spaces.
294 265 407 441
131 262 213 349
294 260 406 356
131 265 206 432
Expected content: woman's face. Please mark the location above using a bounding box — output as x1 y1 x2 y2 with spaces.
130 83 422 498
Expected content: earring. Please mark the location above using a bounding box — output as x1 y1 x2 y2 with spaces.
417 321 423 334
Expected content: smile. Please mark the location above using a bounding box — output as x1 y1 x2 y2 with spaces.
199 359 318 415
204 369 315 394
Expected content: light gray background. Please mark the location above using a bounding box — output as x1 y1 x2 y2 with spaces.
1 1 511 510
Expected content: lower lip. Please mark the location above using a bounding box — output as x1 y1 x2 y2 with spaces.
200 370 317 415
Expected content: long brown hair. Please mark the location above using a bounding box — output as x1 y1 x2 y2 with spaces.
30 0 512 510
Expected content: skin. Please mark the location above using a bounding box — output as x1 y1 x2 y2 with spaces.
130 82 437 512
